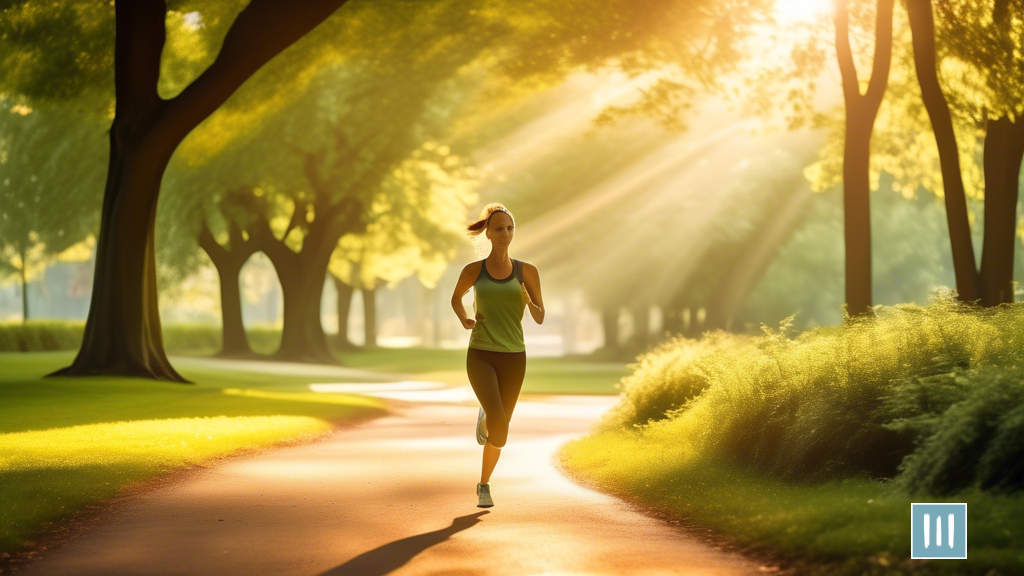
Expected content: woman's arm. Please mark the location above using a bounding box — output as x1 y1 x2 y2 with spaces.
451 264 478 329
522 263 545 324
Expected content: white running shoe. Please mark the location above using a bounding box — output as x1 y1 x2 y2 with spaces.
476 407 488 445
477 482 493 508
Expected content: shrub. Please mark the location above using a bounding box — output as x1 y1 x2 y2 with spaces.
0 321 282 355
883 366 1024 495
603 294 1024 491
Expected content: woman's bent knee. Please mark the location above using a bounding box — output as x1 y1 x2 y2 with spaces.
488 420 509 448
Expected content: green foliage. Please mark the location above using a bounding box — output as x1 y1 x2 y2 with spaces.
599 294 1024 493
610 331 750 428
0 100 106 286
160 324 282 355
0 321 83 351
882 367 1024 495
0 322 281 355
739 180 1006 332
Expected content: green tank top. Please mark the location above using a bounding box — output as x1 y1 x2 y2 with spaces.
469 258 527 353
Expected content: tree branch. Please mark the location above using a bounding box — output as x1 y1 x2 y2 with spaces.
834 0 862 104
283 195 309 241
197 219 229 264
164 0 350 138
251 214 298 272
863 0 896 107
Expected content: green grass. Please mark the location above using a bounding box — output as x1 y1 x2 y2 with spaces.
561 431 1024 576
329 346 629 395
0 351 388 553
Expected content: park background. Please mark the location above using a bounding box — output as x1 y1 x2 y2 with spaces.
2 1 1023 575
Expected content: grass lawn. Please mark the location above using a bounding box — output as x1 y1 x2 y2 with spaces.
0 351 390 554
0 348 627 555
183 346 630 395
560 429 1024 576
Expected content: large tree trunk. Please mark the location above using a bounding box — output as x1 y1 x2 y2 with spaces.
834 0 895 318
979 116 1024 305
906 0 982 304
50 0 351 382
332 274 357 350
52 101 188 380
362 283 378 349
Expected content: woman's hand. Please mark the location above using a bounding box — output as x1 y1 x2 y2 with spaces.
461 317 476 330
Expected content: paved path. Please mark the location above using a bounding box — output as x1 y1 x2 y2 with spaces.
17 382 775 576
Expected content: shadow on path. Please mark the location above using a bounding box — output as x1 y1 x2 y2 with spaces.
317 512 489 576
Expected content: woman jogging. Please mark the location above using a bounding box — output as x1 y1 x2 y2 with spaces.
450 203 545 508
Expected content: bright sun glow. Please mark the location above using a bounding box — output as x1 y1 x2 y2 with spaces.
774 0 832 23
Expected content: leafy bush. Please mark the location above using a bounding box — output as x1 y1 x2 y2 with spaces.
882 367 1024 495
0 321 85 352
601 294 1024 491
0 321 282 355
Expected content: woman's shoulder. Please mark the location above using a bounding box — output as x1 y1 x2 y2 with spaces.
461 259 484 279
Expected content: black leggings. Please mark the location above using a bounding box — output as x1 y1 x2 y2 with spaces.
466 347 526 448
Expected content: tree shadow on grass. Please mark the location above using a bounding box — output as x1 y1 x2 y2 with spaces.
318 511 489 576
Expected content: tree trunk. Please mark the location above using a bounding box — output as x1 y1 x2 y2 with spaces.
661 306 679 337
257 201 359 363
601 306 620 350
332 274 357 350
906 0 982 304
269 231 337 363
51 106 188 381
561 292 578 355
217 261 251 356
276 270 334 362
684 308 704 338
49 0 351 382
362 283 378 349
841 121 874 318
199 220 257 357
979 116 1024 305
424 284 440 348
835 0 895 318
19 242 28 324
632 304 650 350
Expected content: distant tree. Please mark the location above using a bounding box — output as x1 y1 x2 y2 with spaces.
904 0 1024 306
328 144 477 348
172 47 484 362
802 0 1024 307
833 0 895 317
0 101 106 322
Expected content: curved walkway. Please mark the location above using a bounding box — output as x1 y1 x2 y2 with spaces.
17 382 774 576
